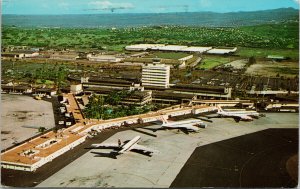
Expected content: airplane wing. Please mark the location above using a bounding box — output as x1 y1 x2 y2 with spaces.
90 151 118 159
240 115 253 120
174 124 200 131
91 143 120 149
129 144 159 154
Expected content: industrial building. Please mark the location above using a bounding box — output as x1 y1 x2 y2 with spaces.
125 44 165 51
180 46 213 53
87 54 123 63
2 50 39 59
125 44 236 54
142 63 171 88
206 47 237 55
1 85 33 94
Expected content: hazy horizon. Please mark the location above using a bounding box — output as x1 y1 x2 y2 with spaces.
2 7 299 16
2 0 299 15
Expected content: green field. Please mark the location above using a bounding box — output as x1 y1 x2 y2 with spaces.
197 57 231 69
237 47 299 59
147 52 190 59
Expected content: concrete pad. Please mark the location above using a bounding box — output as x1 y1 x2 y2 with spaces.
38 113 298 187
1 94 55 149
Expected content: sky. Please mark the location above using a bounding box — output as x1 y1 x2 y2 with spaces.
2 0 299 15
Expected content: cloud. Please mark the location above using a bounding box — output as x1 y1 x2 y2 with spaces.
199 0 212 8
88 0 134 9
58 1 70 10
293 0 300 4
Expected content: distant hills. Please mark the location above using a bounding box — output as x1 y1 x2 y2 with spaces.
2 8 299 28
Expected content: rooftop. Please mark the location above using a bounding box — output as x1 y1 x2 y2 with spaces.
206 47 237 54
181 46 212 53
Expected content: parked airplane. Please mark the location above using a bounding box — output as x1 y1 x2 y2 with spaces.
216 106 260 122
90 136 158 158
150 116 207 134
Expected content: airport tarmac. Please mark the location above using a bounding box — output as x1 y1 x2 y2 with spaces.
38 113 298 188
1 94 55 150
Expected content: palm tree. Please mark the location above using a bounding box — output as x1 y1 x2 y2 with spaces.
38 127 46 134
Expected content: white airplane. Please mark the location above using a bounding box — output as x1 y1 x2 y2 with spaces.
90 136 158 158
217 106 260 122
151 116 207 134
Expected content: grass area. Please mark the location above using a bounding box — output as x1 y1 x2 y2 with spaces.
198 56 231 69
36 79 54 85
237 47 299 59
245 61 299 77
147 52 190 59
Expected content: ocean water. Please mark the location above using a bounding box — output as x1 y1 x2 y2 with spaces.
2 8 298 28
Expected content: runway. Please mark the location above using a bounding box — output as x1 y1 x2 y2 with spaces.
171 128 298 187
36 113 298 187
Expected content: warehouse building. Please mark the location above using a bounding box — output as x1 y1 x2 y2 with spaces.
87 54 123 63
2 50 39 59
155 45 188 51
1 85 33 94
181 46 213 53
125 44 165 51
206 47 237 55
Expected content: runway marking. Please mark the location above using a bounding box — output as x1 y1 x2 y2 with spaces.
184 163 237 172
238 143 292 187
109 171 157 185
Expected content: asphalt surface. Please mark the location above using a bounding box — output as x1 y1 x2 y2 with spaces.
0 124 151 187
1 113 298 187
171 128 298 188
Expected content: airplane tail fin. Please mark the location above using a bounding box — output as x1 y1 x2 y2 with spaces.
217 105 224 113
160 116 168 125
118 139 122 147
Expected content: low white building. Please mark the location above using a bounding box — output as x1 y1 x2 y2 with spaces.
22 51 39 58
206 47 237 55
181 46 212 53
125 44 165 51
70 84 83 94
179 55 194 62
87 54 123 63
156 45 188 51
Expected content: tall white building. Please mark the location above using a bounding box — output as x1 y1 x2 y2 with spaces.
142 63 170 88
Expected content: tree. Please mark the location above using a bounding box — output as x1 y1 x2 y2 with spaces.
248 56 256 65
38 127 46 134
84 95 105 119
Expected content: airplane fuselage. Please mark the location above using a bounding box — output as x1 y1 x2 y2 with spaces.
161 119 202 127
119 136 141 153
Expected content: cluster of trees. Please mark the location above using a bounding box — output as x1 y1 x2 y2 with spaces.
2 22 298 50
83 91 155 120
2 61 68 89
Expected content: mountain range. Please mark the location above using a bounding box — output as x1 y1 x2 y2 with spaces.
3 8 299 28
